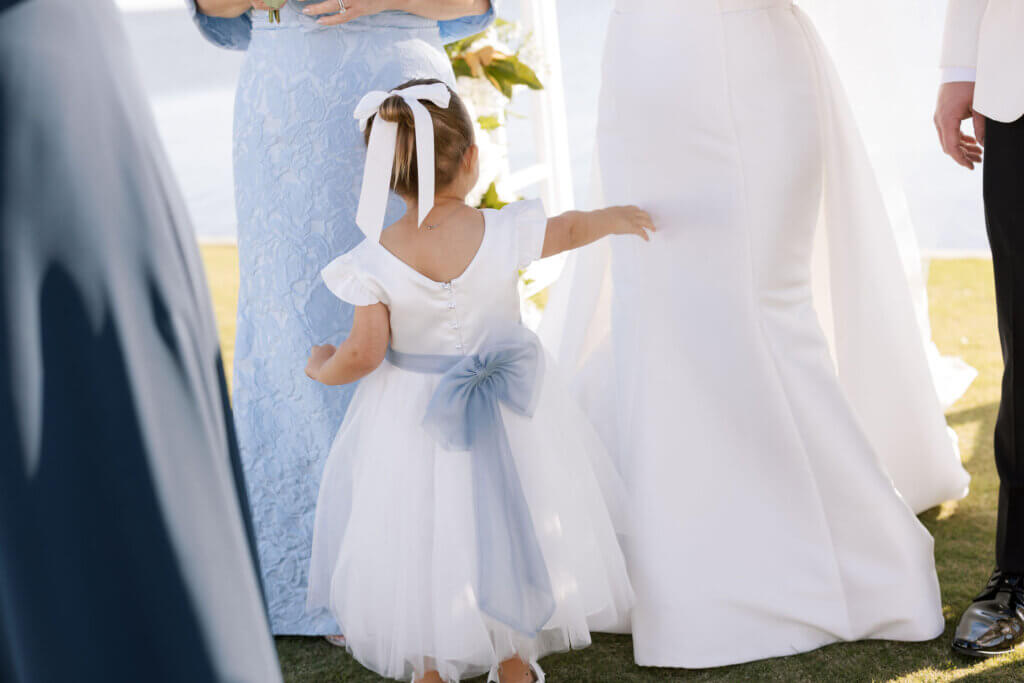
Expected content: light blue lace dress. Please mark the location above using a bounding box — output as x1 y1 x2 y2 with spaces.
186 0 495 635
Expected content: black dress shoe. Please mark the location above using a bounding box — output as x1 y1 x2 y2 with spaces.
952 569 1024 658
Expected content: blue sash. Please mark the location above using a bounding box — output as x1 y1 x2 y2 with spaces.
386 329 556 636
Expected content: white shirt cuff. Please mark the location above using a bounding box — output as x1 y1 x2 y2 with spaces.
941 67 977 84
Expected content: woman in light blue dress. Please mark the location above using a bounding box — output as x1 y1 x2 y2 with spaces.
187 0 495 635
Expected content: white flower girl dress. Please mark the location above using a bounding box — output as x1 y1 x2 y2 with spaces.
306 199 634 682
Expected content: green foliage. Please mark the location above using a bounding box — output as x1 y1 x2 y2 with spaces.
264 0 285 23
445 17 546 208
477 115 501 131
477 182 509 210
443 19 513 58
445 19 545 99
484 54 543 98
444 31 487 59
449 52 544 99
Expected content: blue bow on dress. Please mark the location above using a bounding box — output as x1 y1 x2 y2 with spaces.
386 330 556 636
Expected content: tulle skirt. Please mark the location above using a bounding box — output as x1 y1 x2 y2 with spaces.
307 355 634 681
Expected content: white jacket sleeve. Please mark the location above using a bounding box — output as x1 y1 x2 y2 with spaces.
940 0 988 73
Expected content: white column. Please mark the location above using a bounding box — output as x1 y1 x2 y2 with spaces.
519 0 576 214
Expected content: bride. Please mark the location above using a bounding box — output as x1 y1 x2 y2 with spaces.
542 0 971 667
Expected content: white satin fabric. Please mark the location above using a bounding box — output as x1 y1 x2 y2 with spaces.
542 0 969 667
798 0 979 410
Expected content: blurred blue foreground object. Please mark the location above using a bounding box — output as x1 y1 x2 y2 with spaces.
0 1 283 681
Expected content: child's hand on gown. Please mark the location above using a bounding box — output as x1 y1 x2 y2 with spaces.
306 344 337 380
596 206 657 241
541 204 657 258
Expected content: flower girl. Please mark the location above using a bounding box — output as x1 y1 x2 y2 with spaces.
304 79 650 683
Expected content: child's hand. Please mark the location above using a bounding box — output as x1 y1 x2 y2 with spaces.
542 205 657 258
306 344 337 380
595 205 656 242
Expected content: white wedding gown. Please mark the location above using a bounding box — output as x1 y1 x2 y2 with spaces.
541 0 971 668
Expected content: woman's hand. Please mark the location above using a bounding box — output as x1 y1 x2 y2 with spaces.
306 344 337 380
303 0 392 26
302 0 490 25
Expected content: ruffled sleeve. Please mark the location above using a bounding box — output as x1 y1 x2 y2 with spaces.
438 1 497 43
499 199 548 269
321 245 387 307
185 0 252 51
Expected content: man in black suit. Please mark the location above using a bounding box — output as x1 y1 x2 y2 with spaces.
935 0 1024 660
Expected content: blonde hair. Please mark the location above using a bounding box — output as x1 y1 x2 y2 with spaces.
363 78 475 200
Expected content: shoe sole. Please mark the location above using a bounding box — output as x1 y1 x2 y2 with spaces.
952 642 1019 659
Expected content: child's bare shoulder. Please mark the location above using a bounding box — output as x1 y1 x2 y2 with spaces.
448 204 485 229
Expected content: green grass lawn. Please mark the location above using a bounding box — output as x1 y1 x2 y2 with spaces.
199 247 1024 682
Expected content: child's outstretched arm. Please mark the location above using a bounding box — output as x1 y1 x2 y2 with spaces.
305 303 390 386
542 205 656 259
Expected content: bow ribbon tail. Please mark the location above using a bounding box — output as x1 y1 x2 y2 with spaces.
468 390 556 636
355 118 398 242
406 99 437 230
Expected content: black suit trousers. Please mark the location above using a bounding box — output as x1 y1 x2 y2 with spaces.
984 113 1024 573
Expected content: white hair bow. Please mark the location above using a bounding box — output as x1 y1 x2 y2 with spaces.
353 83 453 242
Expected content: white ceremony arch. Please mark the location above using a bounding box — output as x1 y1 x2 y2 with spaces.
503 0 576 216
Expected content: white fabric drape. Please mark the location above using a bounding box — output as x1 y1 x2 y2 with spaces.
542 1 965 665
541 0 971 514
799 0 978 409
